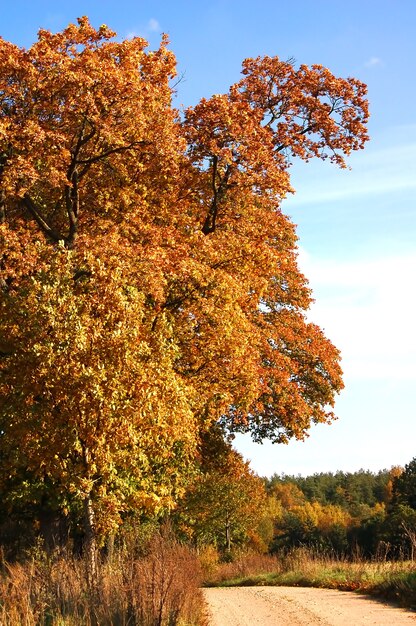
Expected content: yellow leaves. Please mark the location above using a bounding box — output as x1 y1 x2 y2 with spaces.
0 19 370 542
1 232 199 535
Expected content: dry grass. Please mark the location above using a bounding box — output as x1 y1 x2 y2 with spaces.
201 547 280 586
0 531 208 625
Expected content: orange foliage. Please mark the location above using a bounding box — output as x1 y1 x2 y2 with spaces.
0 18 369 537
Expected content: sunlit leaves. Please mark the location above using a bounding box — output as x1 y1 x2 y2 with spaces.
1 242 198 533
0 17 369 540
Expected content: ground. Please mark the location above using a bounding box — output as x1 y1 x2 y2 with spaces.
204 586 416 625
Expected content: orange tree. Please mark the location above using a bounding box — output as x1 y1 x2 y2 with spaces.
0 18 369 564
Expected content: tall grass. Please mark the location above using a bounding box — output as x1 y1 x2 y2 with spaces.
200 547 280 586
204 547 416 608
0 531 207 625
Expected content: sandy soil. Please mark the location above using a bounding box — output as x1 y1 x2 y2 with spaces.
204 586 416 625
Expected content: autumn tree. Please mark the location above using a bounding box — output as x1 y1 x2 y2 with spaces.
181 56 368 442
174 437 268 553
0 19 197 576
0 18 369 570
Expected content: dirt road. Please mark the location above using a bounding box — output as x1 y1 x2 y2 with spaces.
204 586 416 625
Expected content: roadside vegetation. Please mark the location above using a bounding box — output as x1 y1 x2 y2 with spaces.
0 527 207 626
199 457 416 609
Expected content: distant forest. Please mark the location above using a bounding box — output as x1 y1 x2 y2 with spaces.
264 462 416 558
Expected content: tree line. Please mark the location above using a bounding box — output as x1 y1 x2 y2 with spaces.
265 463 416 558
178 454 416 560
2 429 416 562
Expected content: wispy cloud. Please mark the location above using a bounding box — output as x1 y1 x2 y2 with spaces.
148 18 160 32
365 56 382 68
286 139 416 206
125 18 161 40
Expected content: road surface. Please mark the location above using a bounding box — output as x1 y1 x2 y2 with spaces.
204 586 416 625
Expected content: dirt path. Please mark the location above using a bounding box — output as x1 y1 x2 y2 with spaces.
204 586 416 625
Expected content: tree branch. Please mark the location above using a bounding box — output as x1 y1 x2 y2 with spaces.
0 153 7 224
22 194 63 242
65 170 79 248
202 159 232 235
76 141 148 168
202 156 219 235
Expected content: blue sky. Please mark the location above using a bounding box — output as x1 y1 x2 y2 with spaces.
2 1 415 476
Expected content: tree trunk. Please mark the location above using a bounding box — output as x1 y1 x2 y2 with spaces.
402 522 416 562
83 494 98 586
225 515 231 553
106 531 115 564
0 190 5 224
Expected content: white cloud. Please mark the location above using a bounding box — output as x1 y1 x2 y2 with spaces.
235 248 416 476
365 56 382 68
125 18 160 39
298 249 416 382
148 18 160 32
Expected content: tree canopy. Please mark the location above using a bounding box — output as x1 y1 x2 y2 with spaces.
0 18 369 546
